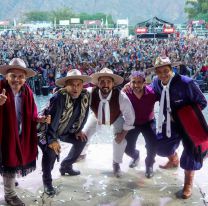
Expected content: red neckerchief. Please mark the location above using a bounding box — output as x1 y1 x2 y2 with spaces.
0 80 38 173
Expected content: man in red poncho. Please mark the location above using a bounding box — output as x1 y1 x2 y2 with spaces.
0 58 50 206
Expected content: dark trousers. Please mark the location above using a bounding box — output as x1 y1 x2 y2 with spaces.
156 123 181 157
39 134 87 186
125 120 157 167
0 145 2 168
157 122 203 170
39 143 56 187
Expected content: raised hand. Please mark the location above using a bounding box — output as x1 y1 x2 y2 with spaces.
0 89 7 106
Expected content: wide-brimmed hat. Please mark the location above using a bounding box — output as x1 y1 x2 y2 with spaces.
147 56 181 72
91 67 124 86
0 58 36 78
55 69 92 87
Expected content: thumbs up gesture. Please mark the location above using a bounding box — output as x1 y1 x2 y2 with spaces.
0 89 7 106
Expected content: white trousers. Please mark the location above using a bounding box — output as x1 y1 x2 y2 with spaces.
82 113 127 164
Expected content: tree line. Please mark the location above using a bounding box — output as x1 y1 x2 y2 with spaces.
23 1 208 26
185 0 208 22
23 8 115 26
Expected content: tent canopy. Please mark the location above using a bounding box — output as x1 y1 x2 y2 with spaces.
136 16 173 28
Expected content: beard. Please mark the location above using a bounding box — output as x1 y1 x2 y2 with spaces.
100 87 111 95
133 87 143 93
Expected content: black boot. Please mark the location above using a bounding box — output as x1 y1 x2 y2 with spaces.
15 181 19 187
44 184 56 196
129 152 140 168
145 166 154 178
59 166 81 176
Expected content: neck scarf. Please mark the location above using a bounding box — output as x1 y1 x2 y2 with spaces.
57 89 90 135
0 80 38 176
157 74 174 138
98 90 112 125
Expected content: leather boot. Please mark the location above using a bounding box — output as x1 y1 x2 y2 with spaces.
159 152 179 169
59 166 80 176
44 184 56 196
129 153 140 168
5 195 25 206
145 166 154 178
113 162 122 178
182 170 194 199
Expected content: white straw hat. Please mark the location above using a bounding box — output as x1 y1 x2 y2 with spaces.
90 67 124 86
55 69 91 87
0 58 36 78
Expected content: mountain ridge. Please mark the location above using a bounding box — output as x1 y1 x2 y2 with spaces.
0 0 187 25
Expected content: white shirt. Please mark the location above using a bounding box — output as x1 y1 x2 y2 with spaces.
14 92 22 134
118 90 135 131
83 88 135 136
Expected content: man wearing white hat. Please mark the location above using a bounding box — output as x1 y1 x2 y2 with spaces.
151 56 207 199
79 67 135 177
0 58 50 206
41 69 91 195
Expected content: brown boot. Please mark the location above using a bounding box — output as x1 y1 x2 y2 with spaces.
182 170 195 199
159 152 179 169
5 195 25 206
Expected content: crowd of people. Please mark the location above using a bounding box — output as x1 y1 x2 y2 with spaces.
0 28 207 93
0 28 208 205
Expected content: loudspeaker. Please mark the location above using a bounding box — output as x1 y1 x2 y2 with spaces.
34 80 41 95
41 86 49 96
